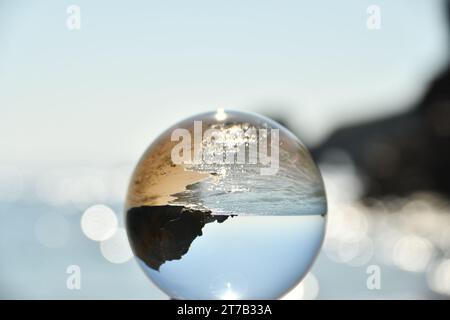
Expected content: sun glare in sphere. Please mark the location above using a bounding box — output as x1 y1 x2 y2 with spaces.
215 108 227 121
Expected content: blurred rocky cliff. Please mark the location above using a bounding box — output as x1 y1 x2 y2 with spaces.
310 2 450 200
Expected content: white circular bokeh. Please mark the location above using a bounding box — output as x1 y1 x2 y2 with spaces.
81 204 118 241
100 228 133 264
392 235 434 272
427 259 450 296
282 273 319 300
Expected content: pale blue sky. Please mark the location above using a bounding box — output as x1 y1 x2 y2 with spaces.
0 0 448 168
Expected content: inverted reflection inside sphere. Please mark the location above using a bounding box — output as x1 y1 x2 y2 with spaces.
125 110 327 299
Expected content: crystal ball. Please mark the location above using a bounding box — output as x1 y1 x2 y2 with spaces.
125 110 327 299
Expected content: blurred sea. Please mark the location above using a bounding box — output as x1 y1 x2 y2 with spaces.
0 164 448 299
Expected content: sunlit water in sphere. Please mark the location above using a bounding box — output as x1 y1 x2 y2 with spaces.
125 110 327 300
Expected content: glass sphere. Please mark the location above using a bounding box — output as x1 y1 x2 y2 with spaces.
125 110 327 299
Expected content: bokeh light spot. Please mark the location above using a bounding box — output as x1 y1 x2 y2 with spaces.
100 228 133 264
81 204 118 241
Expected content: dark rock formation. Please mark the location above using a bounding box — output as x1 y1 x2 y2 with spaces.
310 1 450 199
126 205 230 271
